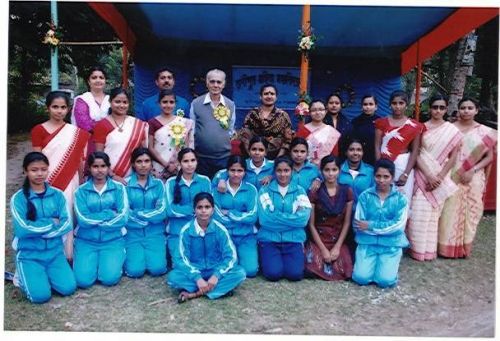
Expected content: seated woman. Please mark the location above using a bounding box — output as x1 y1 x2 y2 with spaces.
295 99 341 166
10 152 76 303
167 192 246 302
257 156 312 281
213 136 274 192
212 156 259 277
305 155 353 281
289 137 321 193
352 159 409 288
73 152 129 288
165 148 211 267
124 148 167 277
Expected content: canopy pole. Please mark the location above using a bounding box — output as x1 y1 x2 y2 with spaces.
299 4 310 97
50 0 59 90
415 40 422 121
122 44 128 88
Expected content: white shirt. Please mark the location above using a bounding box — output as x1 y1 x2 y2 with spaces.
194 219 206 237
278 185 289 197
249 160 264 175
226 180 241 197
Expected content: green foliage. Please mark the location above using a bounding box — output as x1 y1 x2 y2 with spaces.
8 2 123 133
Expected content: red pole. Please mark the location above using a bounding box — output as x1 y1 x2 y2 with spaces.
299 4 311 97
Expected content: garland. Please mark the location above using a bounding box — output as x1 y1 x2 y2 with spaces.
189 76 206 98
334 83 356 109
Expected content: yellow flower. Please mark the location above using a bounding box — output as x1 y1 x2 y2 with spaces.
213 105 231 130
169 120 186 147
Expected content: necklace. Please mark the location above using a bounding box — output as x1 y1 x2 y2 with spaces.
112 116 126 132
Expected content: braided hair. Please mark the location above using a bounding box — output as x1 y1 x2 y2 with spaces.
173 148 197 204
22 152 49 221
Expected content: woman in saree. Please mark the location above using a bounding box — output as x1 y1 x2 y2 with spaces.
438 97 497 258
31 91 90 261
406 94 462 261
374 90 424 202
305 155 353 281
239 84 294 160
147 89 194 180
295 99 341 166
94 87 148 185
70 66 110 155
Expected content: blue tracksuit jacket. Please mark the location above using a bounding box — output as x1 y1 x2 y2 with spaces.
74 177 129 242
257 180 312 243
165 173 212 236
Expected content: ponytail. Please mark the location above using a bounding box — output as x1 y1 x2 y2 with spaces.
21 152 49 221
22 177 37 221
173 169 183 204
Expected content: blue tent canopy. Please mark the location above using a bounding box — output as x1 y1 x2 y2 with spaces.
99 3 473 126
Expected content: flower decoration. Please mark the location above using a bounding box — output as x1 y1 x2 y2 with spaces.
176 109 185 117
42 21 63 47
169 119 187 147
294 101 310 121
213 105 231 130
297 26 317 59
334 83 356 108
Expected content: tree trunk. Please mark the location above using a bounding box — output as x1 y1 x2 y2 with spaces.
448 31 477 116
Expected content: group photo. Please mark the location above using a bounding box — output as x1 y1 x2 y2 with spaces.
4 1 498 338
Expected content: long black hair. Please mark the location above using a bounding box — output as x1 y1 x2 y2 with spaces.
22 152 49 221
173 148 196 204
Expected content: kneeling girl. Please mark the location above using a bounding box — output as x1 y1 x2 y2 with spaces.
257 156 312 281
352 158 409 288
10 152 76 303
73 151 129 288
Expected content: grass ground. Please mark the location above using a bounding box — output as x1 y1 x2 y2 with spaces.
2 135 496 336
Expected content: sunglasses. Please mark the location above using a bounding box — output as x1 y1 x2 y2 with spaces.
431 105 447 110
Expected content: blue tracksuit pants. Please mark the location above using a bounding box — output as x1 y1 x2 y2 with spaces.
167 266 246 299
124 229 167 277
73 237 126 288
259 242 304 281
15 247 76 303
232 234 258 277
167 235 181 268
352 244 403 288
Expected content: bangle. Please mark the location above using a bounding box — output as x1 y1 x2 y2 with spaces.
473 166 478 173
402 173 409 178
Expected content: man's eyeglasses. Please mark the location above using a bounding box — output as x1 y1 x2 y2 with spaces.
208 79 223 84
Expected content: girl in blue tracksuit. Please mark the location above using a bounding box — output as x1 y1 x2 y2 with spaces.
212 155 259 277
167 192 246 300
10 152 76 303
124 148 167 277
352 158 409 288
289 137 321 193
338 139 375 207
213 136 274 192
165 148 211 268
257 156 312 281
73 151 129 288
